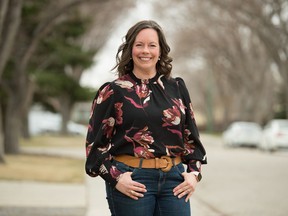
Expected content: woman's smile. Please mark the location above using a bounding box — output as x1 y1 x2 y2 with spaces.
132 28 160 78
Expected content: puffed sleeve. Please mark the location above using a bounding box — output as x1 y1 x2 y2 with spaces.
176 77 207 173
85 82 122 188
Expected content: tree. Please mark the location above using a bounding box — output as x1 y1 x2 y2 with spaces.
152 0 283 129
209 0 288 118
0 0 135 156
28 12 94 136
0 0 23 161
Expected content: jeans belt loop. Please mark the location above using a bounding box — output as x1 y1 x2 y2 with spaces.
139 158 143 169
155 158 160 169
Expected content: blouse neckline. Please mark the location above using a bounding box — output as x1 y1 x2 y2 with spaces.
130 72 160 84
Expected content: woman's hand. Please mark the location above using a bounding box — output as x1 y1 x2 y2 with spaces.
173 172 198 202
115 172 147 200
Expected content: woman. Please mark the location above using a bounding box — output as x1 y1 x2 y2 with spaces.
85 20 207 216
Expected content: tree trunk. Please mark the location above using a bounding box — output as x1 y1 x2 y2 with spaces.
21 79 35 139
3 60 28 154
0 105 5 163
0 0 22 79
0 0 22 157
60 95 72 135
285 85 288 119
283 75 288 118
280 62 288 118
4 93 21 154
22 115 30 139
0 0 9 35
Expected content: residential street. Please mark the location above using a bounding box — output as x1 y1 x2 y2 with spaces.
191 134 288 216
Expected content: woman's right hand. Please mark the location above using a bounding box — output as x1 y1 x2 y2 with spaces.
115 172 147 200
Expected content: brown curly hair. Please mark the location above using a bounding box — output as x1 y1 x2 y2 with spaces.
113 20 173 78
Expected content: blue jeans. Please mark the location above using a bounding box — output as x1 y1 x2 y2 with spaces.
105 160 191 216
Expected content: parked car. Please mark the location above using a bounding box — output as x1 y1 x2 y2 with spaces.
29 108 87 136
222 121 262 147
260 119 288 151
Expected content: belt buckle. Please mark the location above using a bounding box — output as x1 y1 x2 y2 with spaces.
160 156 173 172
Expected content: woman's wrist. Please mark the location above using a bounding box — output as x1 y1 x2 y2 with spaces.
192 171 202 182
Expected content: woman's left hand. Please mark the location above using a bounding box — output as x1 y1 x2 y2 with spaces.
173 172 198 202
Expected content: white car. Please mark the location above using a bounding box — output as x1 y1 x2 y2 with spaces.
222 121 262 147
260 119 288 151
29 108 87 136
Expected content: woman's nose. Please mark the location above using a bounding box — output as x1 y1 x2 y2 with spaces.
142 45 149 53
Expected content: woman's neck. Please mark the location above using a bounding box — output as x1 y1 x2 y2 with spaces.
133 70 156 80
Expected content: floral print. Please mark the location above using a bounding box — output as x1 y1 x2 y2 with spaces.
162 106 181 126
131 126 154 148
114 103 123 125
102 117 115 139
85 72 207 187
96 84 113 104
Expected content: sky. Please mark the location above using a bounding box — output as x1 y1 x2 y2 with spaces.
80 1 156 89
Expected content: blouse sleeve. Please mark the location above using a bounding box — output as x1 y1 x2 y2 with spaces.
176 77 207 173
85 82 122 188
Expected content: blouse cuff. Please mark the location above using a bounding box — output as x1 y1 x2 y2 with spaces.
187 160 202 173
99 160 122 188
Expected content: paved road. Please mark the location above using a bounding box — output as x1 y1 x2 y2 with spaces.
196 134 288 216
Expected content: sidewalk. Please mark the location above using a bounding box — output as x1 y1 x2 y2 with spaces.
0 180 86 216
0 139 217 216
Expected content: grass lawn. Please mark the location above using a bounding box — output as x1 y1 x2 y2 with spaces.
21 135 84 148
0 135 86 183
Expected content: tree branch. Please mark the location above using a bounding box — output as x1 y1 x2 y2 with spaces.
0 0 9 39
0 0 22 80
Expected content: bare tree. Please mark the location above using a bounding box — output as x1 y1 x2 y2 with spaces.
152 0 278 129
209 0 288 118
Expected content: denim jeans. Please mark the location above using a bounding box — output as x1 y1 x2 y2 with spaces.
105 160 191 216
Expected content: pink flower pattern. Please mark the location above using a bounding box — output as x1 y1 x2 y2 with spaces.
162 106 181 127
114 103 123 125
96 84 113 104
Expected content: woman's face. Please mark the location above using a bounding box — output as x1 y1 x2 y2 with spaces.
132 28 160 75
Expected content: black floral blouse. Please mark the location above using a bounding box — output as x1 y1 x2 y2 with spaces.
85 72 207 187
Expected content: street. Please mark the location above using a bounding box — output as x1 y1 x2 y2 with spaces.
191 134 288 216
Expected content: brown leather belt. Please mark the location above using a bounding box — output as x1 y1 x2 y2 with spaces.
113 155 182 172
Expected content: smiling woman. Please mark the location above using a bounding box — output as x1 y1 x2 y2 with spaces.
84 20 207 216
132 28 160 77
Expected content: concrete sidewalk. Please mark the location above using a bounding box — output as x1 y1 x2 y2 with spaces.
0 180 86 216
